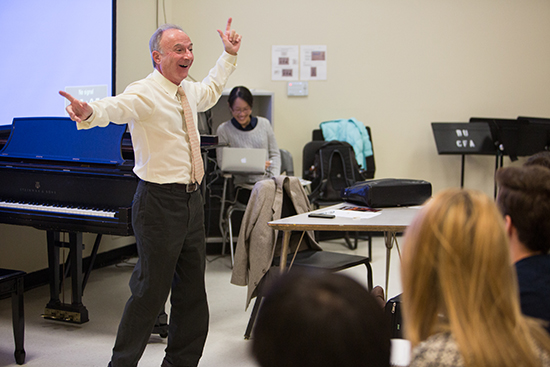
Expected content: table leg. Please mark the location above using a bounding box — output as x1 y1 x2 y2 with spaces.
279 230 291 274
384 231 395 299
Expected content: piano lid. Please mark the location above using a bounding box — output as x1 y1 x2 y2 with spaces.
0 117 127 165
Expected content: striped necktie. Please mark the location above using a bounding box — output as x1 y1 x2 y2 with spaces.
177 86 204 184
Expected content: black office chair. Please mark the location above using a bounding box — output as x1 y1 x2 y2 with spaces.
219 176 251 267
242 180 373 339
221 149 295 267
279 148 294 176
304 127 376 256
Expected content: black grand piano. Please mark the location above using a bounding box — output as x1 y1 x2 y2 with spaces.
0 117 138 323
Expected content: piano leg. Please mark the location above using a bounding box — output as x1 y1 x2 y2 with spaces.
44 231 89 324
60 233 102 293
46 231 60 307
82 234 102 290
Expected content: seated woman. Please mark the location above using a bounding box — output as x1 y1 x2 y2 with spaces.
401 188 550 367
216 86 280 185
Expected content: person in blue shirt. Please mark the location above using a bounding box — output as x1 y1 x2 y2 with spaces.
496 165 550 333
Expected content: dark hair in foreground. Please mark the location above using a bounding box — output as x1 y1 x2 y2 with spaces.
524 150 550 170
251 269 391 367
228 85 253 109
496 165 550 254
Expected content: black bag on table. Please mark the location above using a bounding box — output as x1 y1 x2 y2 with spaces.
340 178 432 208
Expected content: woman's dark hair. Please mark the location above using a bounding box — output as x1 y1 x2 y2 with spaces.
228 86 253 109
524 151 550 170
252 269 391 367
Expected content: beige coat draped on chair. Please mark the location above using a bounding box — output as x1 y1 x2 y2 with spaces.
230 175 321 308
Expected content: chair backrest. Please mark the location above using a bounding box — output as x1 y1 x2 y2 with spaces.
311 126 375 179
279 148 294 176
364 126 375 179
312 129 324 141
302 140 327 180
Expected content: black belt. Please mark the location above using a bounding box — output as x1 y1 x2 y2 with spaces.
156 182 200 193
177 182 200 193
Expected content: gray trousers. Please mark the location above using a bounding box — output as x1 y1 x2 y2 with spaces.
110 180 208 367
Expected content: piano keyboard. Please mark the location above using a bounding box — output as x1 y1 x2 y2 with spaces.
0 200 117 218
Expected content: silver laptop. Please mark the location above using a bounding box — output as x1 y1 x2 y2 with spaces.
220 147 267 173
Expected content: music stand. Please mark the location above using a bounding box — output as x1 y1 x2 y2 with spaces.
470 117 548 161
433 118 550 197
431 122 496 187
518 116 550 153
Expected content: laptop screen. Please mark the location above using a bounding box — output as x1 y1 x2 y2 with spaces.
220 147 267 173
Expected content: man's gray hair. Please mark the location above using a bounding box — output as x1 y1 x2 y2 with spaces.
149 24 185 67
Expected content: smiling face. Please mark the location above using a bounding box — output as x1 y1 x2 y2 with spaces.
152 28 194 85
230 97 252 127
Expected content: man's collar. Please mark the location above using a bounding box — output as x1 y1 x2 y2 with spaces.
151 68 180 97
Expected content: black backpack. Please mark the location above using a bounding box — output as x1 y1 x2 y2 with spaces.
306 141 363 203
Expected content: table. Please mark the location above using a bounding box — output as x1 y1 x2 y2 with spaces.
268 203 421 294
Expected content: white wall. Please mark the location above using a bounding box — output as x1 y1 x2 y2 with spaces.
2 0 550 271
175 0 550 196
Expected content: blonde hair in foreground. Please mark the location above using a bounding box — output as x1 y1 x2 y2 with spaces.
401 188 550 367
